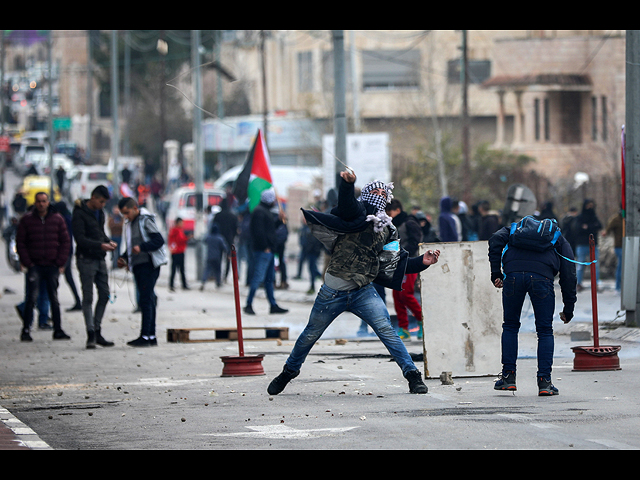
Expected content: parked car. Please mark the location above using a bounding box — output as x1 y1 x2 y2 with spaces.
21 153 74 176
164 184 225 238
21 175 62 207
14 142 49 175
68 165 112 201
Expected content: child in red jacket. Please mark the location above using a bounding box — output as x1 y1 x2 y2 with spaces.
168 218 191 291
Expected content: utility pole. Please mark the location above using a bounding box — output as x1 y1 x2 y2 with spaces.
86 31 93 160
623 30 640 327
111 30 120 197
461 30 471 205
1 30 5 203
47 31 54 199
261 30 268 146
192 30 206 280
349 30 361 133
333 30 347 189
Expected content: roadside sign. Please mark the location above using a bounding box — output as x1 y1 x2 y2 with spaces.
0 135 9 152
53 117 72 131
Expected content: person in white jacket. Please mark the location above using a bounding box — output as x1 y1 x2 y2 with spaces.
117 197 167 347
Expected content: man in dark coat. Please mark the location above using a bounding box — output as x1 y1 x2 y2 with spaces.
573 199 603 291
244 189 288 315
72 185 117 349
488 220 576 396
213 197 238 283
16 192 71 341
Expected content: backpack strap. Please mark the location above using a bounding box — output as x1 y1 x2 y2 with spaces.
555 250 597 266
499 222 518 279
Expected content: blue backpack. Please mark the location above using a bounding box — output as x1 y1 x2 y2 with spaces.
501 215 593 273
508 215 561 252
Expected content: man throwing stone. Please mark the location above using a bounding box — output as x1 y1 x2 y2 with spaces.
267 170 440 395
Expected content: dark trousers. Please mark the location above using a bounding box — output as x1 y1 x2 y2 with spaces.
501 272 555 378
133 262 160 338
170 253 187 289
76 256 110 332
23 266 62 333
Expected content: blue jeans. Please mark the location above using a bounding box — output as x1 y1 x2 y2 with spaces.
23 266 62 333
501 272 555 378
18 276 50 328
575 244 600 286
285 284 418 375
246 250 276 307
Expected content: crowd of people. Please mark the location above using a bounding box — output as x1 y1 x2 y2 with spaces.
9 183 167 349
5 165 624 397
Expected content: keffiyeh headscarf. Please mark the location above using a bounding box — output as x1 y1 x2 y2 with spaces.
359 180 394 233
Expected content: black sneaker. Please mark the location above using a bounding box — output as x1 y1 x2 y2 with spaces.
267 365 300 395
86 331 97 349
243 305 255 315
53 330 71 340
270 304 289 314
20 330 32 342
96 331 115 347
127 336 151 347
405 369 428 394
538 377 559 396
494 371 517 391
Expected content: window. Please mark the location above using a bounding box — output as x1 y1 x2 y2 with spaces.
362 49 420 90
544 98 550 141
447 59 491 84
297 51 313 93
592 96 598 141
535 98 540 141
601 96 608 141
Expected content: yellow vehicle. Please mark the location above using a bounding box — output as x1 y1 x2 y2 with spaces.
22 175 62 207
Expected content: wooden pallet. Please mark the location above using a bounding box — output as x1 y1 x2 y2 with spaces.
166 327 289 343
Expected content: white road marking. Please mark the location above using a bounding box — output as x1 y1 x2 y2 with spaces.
205 424 359 439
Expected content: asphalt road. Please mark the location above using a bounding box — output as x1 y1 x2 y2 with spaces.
1 168 639 450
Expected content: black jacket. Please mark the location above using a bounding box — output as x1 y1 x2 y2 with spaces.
250 201 277 252
301 178 428 291
71 199 111 259
488 226 577 314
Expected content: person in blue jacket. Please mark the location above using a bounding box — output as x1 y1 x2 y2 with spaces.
488 222 577 396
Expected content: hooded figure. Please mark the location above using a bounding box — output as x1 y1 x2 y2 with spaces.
573 198 603 289
244 188 288 315
438 196 460 242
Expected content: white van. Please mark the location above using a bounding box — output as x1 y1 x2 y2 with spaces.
213 165 322 200
164 185 225 238
68 165 112 201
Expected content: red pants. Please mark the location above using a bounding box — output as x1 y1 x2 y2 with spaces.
392 273 422 329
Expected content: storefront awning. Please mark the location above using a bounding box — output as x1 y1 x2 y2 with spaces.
482 73 592 91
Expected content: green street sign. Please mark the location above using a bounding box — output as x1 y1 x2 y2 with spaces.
53 117 72 131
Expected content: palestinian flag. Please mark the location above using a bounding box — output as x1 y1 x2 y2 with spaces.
233 129 274 212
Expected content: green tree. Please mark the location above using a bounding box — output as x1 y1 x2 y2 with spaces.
399 142 535 217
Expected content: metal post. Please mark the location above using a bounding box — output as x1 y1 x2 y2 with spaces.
333 30 347 188
624 31 640 327
111 30 120 196
191 30 205 280
0 30 5 205
461 30 471 205
48 32 54 199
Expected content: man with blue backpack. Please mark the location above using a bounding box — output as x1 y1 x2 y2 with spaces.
488 215 577 396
